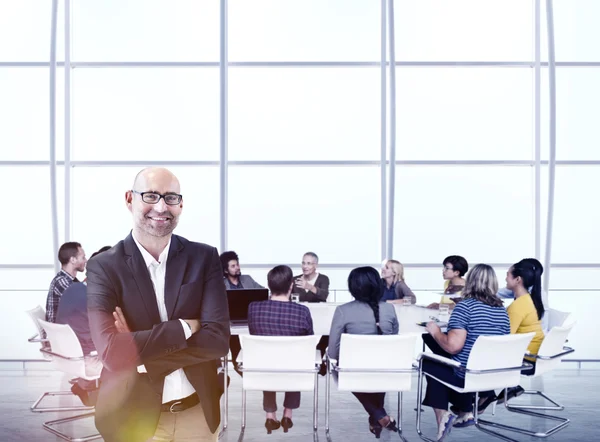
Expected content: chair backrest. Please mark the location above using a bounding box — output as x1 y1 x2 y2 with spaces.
534 322 575 376
239 335 320 392
26 306 51 360
305 303 337 336
546 308 575 330
463 332 535 392
38 319 87 379
337 333 418 393
26 305 47 338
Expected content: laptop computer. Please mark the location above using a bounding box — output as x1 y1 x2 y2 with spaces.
227 288 270 325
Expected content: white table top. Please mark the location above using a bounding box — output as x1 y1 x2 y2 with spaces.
231 302 446 336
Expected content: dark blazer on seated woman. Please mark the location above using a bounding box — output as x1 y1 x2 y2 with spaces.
328 300 399 361
291 273 330 303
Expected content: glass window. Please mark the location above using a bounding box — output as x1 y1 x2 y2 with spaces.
541 68 600 160
228 166 381 264
395 68 533 160
541 0 600 62
229 0 380 62
71 69 219 161
229 68 381 160
71 166 220 254
393 166 535 263
0 269 56 290
72 0 219 62
394 0 533 61
540 166 600 263
549 268 600 290
0 1 65 61
0 69 65 161
0 166 64 264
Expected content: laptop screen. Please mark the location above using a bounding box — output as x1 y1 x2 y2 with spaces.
227 289 270 322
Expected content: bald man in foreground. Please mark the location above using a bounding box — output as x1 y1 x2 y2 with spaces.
87 167 230 442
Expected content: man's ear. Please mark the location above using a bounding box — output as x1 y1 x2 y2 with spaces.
125 190 133 210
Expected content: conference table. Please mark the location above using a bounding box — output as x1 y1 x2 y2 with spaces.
230 302 444 336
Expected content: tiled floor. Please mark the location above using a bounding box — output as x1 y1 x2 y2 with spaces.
0 367 596 442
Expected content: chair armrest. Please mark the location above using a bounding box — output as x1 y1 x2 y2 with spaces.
28 333 49 344
237 363 318 374
418 352 461 368
88 351 98 357
529 346 575 360
40 348 85 361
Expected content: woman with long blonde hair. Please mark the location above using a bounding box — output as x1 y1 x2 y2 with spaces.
380 259 417 304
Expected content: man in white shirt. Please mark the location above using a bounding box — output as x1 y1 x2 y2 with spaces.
87 167 230 442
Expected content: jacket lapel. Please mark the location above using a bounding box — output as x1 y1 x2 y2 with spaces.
165 235 186 320
123 233 161 325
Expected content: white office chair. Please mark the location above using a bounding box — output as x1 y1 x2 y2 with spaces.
325 333 419 442
496 322 576 438
26 306 51 360
546 308 575 330
33 320 102 442
416 332 535 442
237 335 321 441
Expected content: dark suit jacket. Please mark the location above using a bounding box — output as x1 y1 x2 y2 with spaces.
87 233 230 442
56 282 96 355
291 273 330 303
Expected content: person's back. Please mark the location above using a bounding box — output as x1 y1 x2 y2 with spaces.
332 300 398 338
508 294 543 355
248 300 313 337
448 297 510 372
56 282 95 355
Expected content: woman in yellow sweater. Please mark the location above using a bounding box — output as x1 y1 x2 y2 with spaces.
498 258 545 403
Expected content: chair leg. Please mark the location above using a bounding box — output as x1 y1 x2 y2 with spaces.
506 390 564 411
31 391 95 413
415 361 437 442
42 411 101 442
396 391 408 442
313 372 319 433
325 361 332 442
473 391 521 442
499 392 570 438
237 389 246 442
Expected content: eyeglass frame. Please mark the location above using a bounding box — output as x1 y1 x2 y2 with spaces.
131 190 183 205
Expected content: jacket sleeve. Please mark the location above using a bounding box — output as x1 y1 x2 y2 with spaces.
246 275 265 289
87 259 187 372
327 307 345 361
395 281 417 304
185 247 231 359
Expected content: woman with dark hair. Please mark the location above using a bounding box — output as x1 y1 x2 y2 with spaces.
422 264 510 439
493 259 545 403
328 266 399 438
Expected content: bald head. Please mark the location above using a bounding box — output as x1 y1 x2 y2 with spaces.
133 167 180 193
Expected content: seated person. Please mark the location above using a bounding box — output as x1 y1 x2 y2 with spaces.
428 255 469 310
56 245 111 405
328 266 400 438
380 259 417 304
45 242 87 323
494 259 545 403
220 250 265 290
292 252 329 302
497 258 550 332
220 250 264 376
422 264 510 438
247 265 314 434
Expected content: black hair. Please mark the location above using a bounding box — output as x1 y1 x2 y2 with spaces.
443 255 469 277
348 266 384 335
511 258 545 321
90 246 111 260
267 265 294 296
220 251 239 276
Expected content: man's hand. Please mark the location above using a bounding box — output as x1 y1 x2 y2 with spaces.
183 319 201 334
295 278 311 290
113 306 131 333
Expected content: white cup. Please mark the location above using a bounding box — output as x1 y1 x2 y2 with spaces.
438 303 450 316
291 293 300 303
402 297 412 306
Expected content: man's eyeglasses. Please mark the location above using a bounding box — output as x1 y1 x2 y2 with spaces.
131 190 182 205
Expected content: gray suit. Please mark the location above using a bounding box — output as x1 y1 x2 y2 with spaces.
328 300 399 361
223 274 264 290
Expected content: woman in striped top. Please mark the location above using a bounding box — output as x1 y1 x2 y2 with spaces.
423 264 510 441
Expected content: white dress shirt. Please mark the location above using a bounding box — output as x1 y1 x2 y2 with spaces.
132 233 196 403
